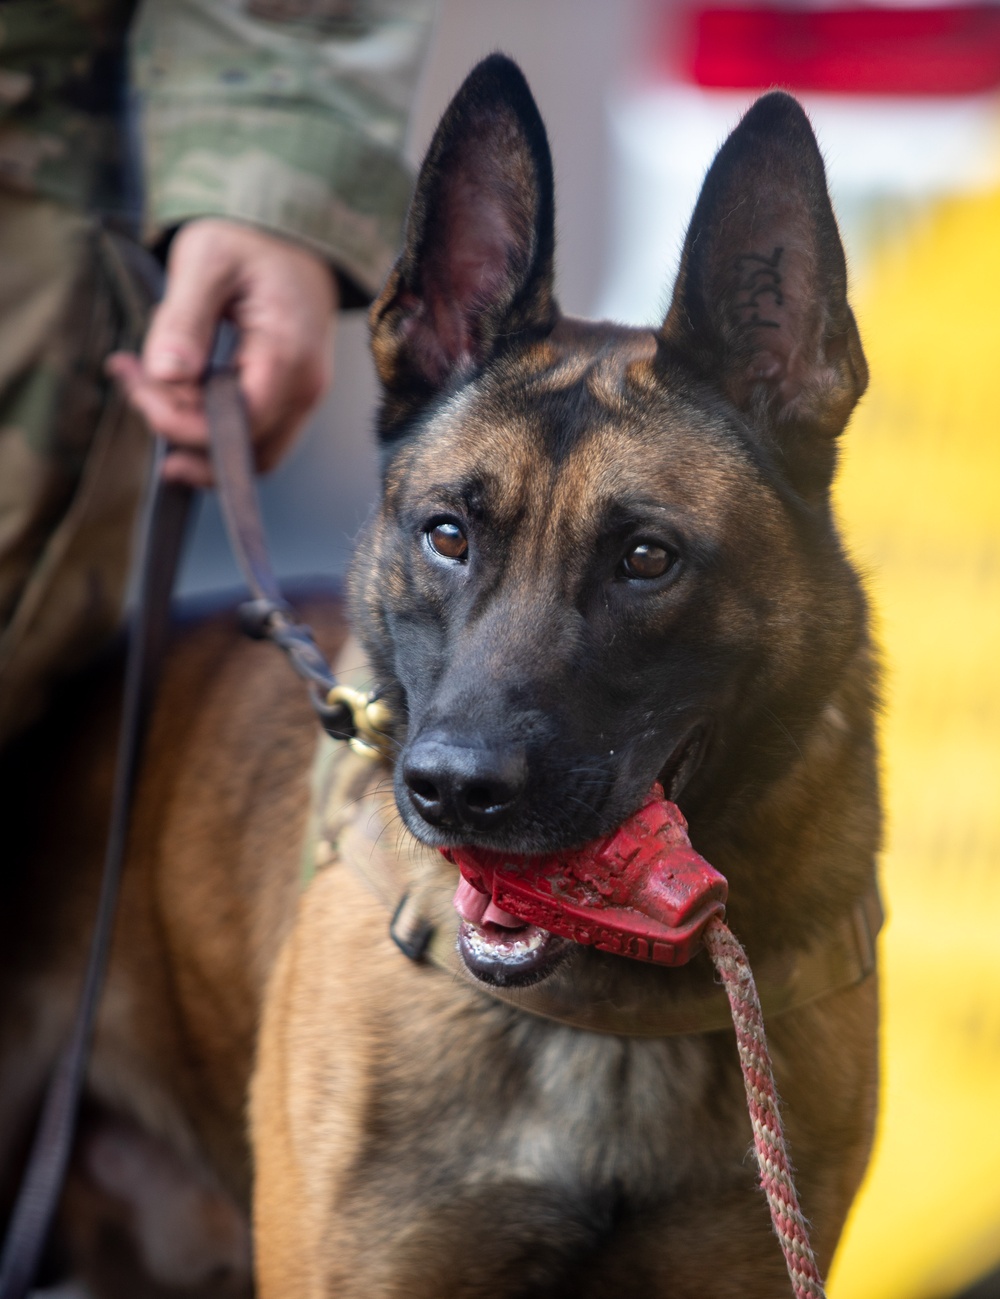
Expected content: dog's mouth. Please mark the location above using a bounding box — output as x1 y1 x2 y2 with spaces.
453 878 569 987
435 728 715 988
445 785 728 985
659 722 709 803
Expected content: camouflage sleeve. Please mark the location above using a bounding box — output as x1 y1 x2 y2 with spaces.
129 0 436 300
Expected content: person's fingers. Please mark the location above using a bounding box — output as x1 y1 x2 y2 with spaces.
142 224 236 383
112 220 338 476
236 324 330 470
108 352 208 446
108 354 213 485
106 350 143 391
114 338 326 471
228 235 336 467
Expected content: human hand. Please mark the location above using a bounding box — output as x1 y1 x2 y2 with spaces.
108 219 338 487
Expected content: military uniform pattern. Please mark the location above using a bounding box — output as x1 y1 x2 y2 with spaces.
133 0 435 298
0 0 435 745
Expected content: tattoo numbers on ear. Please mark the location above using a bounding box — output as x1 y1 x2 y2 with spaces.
734 246 784 330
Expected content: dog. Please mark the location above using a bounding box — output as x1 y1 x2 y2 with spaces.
0 55 880 1298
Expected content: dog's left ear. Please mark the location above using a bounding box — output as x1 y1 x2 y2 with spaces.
661 93 868 498
370 54 557 432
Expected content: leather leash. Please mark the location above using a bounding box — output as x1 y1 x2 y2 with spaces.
0 234 197 1299
0 448 193 1299
201 328 392 757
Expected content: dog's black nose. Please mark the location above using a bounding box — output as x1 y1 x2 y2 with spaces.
402 737 526 834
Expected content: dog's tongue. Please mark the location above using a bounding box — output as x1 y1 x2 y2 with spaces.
443 786 727 966
453 878 524 929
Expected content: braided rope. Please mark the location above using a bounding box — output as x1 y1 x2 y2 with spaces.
702 917 826 1299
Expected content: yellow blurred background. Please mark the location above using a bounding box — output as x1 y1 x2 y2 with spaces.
830 182 1000 1297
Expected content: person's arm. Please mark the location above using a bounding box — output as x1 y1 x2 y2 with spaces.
115 0 436 484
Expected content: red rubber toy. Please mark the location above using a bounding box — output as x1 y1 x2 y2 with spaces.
443 785 728 966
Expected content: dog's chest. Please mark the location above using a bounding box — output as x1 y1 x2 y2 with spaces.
392 1006 750 1203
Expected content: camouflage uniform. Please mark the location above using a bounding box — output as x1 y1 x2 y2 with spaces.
0 0 435 743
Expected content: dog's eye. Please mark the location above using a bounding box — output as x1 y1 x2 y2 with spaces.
619 542 675 580
426 520 468 562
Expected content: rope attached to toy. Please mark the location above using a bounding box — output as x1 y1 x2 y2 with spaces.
703 917 826 1299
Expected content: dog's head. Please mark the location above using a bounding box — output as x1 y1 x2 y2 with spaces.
350 56 869 979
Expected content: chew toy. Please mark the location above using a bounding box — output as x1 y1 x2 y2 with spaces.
442 785 727 966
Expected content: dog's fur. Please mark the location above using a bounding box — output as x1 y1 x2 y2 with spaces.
0 57 880 1298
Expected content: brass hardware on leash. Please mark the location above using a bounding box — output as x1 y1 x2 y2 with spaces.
326 685 394 760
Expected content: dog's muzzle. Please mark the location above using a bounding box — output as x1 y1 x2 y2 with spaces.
442 785 728 966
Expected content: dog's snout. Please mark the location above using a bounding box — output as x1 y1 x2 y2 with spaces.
403 737 526 835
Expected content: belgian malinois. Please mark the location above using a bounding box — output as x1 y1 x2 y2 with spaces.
0 55 880 1298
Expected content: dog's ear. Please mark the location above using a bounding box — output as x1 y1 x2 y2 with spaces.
370 54 557 432
661 92 867 498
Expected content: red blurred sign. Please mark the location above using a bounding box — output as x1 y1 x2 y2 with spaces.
674 5 1000 95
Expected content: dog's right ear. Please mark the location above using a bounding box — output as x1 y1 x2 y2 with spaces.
370 55 557 433
660 93 868 500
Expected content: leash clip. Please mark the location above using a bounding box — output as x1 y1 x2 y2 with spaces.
325 685 394 760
